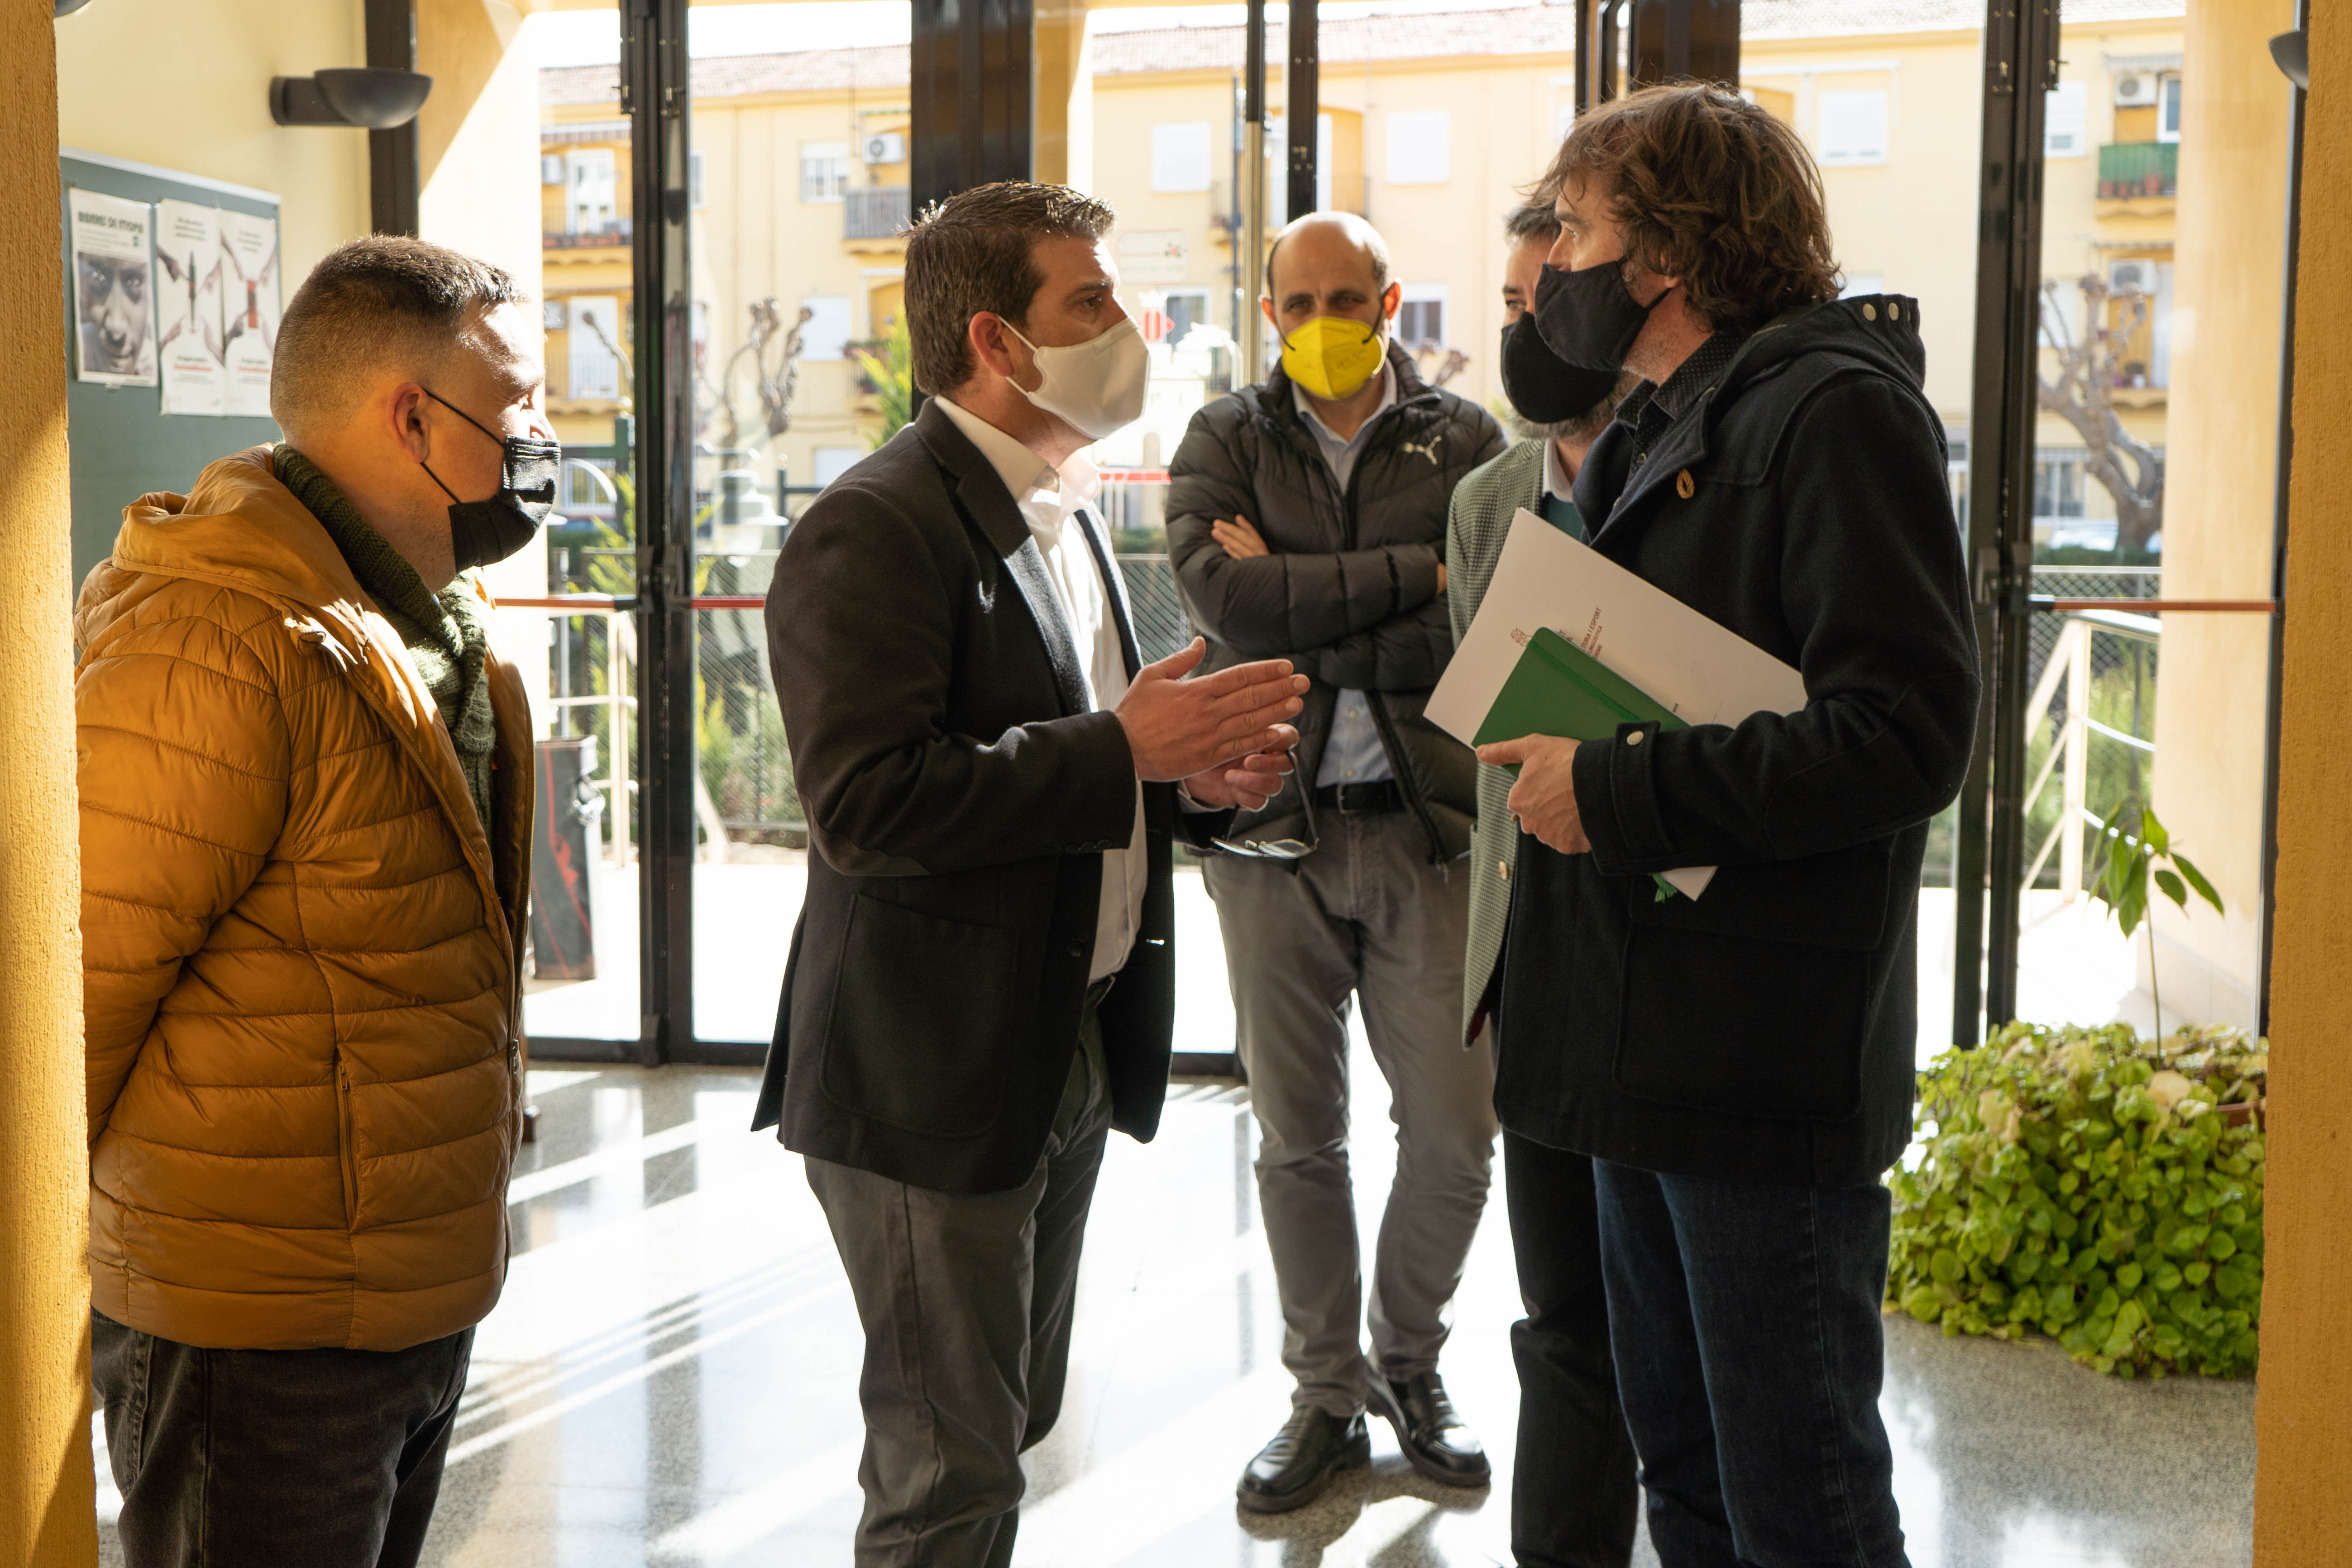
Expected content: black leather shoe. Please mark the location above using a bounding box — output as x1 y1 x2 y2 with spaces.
1366 1370 1491 1487
1236 1406 1372 1514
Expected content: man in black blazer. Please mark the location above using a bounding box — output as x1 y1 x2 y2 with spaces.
755 181 1309 1568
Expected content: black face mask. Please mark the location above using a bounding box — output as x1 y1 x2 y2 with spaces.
1531 258 1662 373
419 390 560 571
1498 310 1620 426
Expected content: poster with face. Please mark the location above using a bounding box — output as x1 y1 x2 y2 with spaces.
69 189 156 387
219 210 281 420
155 200 225 416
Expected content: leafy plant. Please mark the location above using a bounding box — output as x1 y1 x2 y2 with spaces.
851 314 916 449
1887 1020 2266 1378
2086 795 2223 1049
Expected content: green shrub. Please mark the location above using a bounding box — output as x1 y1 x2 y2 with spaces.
1886 1020 2267 1378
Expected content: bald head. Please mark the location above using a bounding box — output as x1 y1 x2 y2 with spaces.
1264 211 1391 303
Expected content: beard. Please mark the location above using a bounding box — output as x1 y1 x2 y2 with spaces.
1501 366 1640 445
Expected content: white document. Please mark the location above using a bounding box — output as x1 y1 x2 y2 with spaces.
69 188 157 387
156 200 225 416
1431 507 1808 898
219 210 281 419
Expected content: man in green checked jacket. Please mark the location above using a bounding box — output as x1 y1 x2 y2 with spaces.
1444 201 1638 1568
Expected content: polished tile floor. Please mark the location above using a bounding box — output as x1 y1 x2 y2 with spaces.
96 1028 2255 1568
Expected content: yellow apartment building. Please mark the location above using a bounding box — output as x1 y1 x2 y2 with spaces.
538 0 2185 541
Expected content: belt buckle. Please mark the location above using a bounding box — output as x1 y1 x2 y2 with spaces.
1334 785 1364 815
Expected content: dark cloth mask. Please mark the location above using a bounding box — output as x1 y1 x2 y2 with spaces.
1531 258 1662 373
419 390 560 571
1499 308 1621 426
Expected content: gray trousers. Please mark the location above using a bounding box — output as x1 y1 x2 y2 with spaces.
1203 809 1497 1418
806 996 1113 1568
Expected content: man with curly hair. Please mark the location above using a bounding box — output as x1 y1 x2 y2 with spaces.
1477 86 1979 1566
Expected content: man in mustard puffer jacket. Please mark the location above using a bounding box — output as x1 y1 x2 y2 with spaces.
76 237 545 1568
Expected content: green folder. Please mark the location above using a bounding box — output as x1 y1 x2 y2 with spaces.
1475 627 1688 899
1475 627 1690 749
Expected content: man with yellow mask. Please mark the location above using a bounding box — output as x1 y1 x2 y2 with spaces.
1168 212 1507 1513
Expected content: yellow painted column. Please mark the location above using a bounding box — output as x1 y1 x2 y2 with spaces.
1035 0 1095 192
0 7 98 1568
2145 0 2297 1029
2253 5 2352 1561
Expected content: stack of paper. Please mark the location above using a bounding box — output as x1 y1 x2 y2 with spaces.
1431 508 1809 899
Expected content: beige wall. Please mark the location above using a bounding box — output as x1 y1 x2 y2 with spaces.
2 10 98 1568
54 0 370 301
2141 0 2295 1030
2253 5 2352 1554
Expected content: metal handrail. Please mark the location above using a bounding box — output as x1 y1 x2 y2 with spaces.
2018 612 2161 898
2033 597 2276 614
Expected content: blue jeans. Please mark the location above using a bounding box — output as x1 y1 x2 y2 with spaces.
1592 1163 1908 1568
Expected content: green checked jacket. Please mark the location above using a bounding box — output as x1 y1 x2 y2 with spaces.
1444 436 1557 1043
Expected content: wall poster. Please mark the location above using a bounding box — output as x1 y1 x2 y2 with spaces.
219 210 281 419
155 199 225 416
69 187 156 387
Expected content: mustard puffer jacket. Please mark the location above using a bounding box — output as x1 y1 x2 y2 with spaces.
76 447 534 1353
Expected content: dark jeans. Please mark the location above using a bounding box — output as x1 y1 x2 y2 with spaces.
1503 1130 1639 1568
91 1310 473 1568
1592 1163 1908 1568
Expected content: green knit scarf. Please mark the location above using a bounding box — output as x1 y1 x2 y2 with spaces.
274 446 497 834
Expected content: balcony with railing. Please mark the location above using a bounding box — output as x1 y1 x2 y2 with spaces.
545 219 634 249
843 186 910 243
2098 141 2178 202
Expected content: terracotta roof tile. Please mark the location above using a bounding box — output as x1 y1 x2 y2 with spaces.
538 0 2185 109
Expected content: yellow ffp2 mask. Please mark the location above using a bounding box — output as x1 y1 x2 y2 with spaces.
1280 316 1386 402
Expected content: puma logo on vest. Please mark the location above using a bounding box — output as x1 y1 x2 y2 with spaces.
1400 435 1443 464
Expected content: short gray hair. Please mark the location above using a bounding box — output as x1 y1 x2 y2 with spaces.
272 236 529 439
1504 201 1560 247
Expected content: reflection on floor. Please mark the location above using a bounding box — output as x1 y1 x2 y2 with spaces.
92 1029 2255 1568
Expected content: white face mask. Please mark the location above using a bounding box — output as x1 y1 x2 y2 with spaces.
1003 316 1150 440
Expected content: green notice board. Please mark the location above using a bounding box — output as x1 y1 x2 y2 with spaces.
61 147 284 594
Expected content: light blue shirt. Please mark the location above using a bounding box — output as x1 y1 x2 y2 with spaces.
1295 364 1400 787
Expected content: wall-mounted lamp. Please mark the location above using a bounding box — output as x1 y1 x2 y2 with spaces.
270 68 433 130
54 0 98 16
2271 30 2309 91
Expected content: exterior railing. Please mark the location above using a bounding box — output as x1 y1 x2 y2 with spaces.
2098 141 2178 199
2019 610 2160 899
843 186 911 241
545 220 635 249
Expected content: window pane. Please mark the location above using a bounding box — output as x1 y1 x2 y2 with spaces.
1151 122 1214 192
1817 90 1888 165
2045 79 2087 158
800 141 850 202
567 295 621 400
798 296 853 360
1384 110 1450 185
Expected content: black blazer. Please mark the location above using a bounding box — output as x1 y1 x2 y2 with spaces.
752 399 1220 1195
1497 298 1979 1189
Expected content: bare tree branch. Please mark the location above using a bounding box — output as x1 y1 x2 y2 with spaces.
2036 275 2166 553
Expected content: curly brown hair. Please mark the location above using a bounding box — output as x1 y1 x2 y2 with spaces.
1533 84 1841 335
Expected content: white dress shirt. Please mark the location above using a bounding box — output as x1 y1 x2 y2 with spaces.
936 396 1148 983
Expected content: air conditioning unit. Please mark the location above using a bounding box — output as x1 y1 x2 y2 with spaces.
2109 259 2156 294
862 132 905 166
2114 72 2162 106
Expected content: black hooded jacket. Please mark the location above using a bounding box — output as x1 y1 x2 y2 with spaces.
1497 296 1979 1188
1167 342 1508 862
